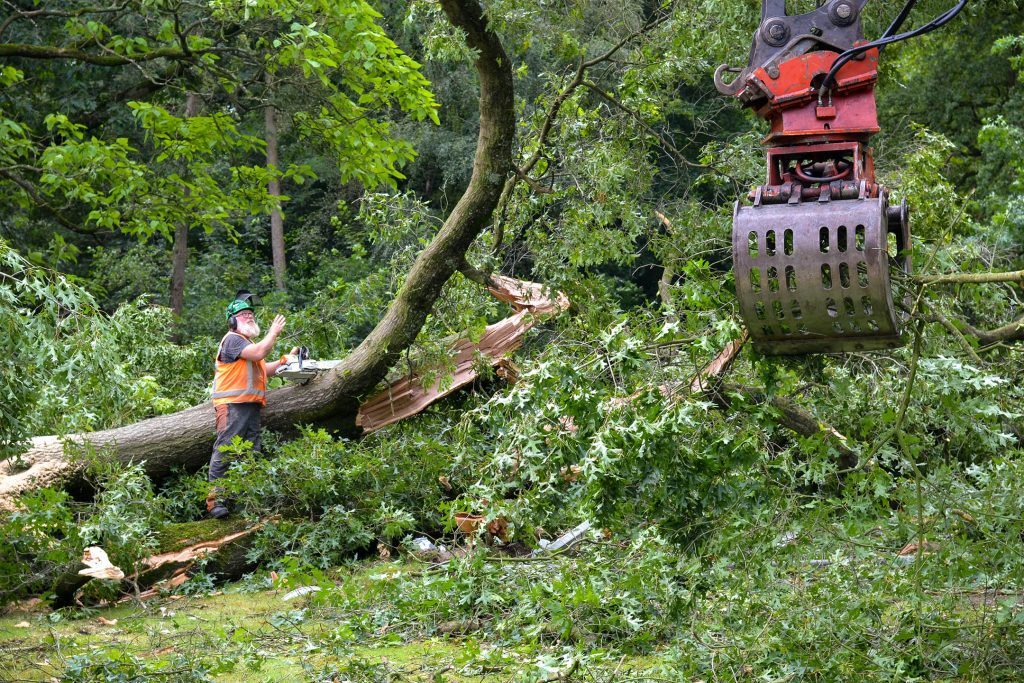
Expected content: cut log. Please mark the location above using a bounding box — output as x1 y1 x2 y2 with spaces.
54 519 263 606
0 0 514 512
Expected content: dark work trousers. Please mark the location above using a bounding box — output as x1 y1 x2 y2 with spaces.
209 402 263 481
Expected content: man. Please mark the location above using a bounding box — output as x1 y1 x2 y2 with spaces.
207 290 296 519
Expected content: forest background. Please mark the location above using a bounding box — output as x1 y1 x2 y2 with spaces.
2 0 1024 680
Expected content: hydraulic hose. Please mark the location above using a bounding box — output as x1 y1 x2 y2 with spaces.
880 0 919 43
818 0 968 101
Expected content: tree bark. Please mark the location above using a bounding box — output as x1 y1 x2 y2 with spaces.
959 315 1024 346
265 73 286 291
717 383 859 472
0 43 202 65
0 0 514 510
916 269 1024 286
170 92 199 340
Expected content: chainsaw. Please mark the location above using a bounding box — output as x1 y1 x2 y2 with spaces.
275 347 342 382
716 0 967 354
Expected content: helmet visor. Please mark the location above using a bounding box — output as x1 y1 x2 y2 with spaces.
234 290 261 307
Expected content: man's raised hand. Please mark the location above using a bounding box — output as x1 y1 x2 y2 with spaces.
269 314 286 338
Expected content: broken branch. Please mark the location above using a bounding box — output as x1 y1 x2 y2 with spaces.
916 270 1024 286
720 383 859 472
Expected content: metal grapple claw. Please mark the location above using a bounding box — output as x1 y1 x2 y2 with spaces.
733 194 909 354
717 0 919 354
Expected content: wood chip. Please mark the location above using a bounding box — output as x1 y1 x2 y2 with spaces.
96 617 118 626
78 546 125 580
13 621 31 628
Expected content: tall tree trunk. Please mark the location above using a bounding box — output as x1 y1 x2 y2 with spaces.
170 92 199 341
0 0 514 510
265 73 286 291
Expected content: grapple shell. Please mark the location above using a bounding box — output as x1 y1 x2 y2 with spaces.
732 196 909 354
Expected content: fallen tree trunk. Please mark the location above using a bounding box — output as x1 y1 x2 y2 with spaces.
0 0 513 511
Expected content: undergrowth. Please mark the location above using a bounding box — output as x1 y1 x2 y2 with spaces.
2 223 1023 680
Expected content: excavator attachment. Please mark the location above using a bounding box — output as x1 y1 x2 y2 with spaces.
714 0 966 353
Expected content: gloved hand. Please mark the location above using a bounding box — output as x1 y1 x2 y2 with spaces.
280 347 301 366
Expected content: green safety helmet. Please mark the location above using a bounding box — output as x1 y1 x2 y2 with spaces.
225 290 260 322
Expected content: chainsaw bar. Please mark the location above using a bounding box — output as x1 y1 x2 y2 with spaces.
275 359 342 381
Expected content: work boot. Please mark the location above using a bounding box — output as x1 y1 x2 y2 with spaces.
206 489 230 519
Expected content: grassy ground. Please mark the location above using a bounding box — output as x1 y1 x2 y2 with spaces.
0 561 650 682
4 515 1023 682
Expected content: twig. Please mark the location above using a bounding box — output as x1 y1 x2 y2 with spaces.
924 312 984 364
540 658 579 682
582 81 707 169
915 269 1024 286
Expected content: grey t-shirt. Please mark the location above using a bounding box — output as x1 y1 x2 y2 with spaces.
218 333 252 363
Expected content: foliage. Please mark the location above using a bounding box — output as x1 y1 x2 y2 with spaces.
885 125 975 239
79 459 164 576
0 487 81 603
0 240 117 459
0 0 438 248
62 649 215 683
438 317 748 544
0 457 171 606
1 240 211 454
210 424 450 567
978 115 1024 240
308 528 688 654
2 0 1024 678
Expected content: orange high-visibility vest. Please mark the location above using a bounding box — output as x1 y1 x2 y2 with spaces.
212 332 267 406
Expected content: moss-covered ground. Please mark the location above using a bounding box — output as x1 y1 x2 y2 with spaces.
0 561 651 682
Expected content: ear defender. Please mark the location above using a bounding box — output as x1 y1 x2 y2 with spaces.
228 315 238 330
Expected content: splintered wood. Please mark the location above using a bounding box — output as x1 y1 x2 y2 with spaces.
139 526 259 572
356 276 569 432
78 546 125 580
131 524 262 599
689 329 750 395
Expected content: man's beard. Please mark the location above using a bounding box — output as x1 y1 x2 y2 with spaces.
238 320 260 338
